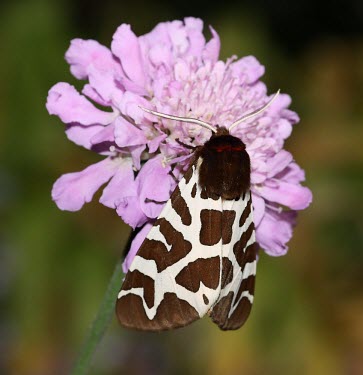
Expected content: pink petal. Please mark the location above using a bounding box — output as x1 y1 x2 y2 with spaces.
184 17 205 56
283 108 300 124
250 158 268 184
123 222 153 273
231 56 265 84
52 158 118 211
256 211 296 256
148 133 167 153
184 17 203 31
65 123 105 149
65 38 118 80
203 26 220 63
149 44 172 70
167 20 188 54
87 64 121 104
111 24 146 87
267 93 298 123
137 156 172 201
251 170 267 184
278 162 306 184
82 84 110 107
117 91 152 125
276 118 293 139
271 93 292 110
114 117 147 147
174 60 190 81
90 123 115 144
99 158 135 208
251 193 265 226
116 75 148 96
260 180 313 210
46 83 115 125
140 200 166 220
137 156 173 218
116 196 148 229
267 150 293 178
142 22 170 47
129 144 146 171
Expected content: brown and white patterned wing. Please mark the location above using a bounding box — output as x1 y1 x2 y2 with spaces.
210 191 257 330
117 162 224 331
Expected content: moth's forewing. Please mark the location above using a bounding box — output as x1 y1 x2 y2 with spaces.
210 192 257 330
117 162 222 330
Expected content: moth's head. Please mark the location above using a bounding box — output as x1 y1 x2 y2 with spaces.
213 126 230 137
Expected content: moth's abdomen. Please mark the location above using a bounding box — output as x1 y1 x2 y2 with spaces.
199 134 251 200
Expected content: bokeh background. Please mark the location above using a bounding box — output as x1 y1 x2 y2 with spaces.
1 0 363 374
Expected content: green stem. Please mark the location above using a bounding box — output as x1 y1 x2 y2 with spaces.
71 258 124 375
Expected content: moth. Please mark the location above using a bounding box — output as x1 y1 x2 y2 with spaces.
116 91 279 331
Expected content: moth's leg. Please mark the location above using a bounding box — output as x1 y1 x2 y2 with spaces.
176 138 197 150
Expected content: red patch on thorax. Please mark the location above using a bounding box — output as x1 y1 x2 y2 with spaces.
212 144 245 152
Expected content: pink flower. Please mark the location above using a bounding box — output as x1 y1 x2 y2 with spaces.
47 18 312 272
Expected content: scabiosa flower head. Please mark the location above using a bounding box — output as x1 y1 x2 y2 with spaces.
47 18 312 272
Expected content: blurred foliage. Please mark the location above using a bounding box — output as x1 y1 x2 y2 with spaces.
1 0 362 374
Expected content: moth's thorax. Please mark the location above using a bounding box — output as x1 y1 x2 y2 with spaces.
196 130 251 200
206 134 246 153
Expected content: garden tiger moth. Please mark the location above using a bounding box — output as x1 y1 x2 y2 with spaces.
116 91 279 331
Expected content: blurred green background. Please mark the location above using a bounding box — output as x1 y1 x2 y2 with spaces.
1 0 363 374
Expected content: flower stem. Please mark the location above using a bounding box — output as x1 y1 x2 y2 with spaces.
71 258 124 375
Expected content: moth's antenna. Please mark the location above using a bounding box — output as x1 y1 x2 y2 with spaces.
139 106 217 133
229 90 280 131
